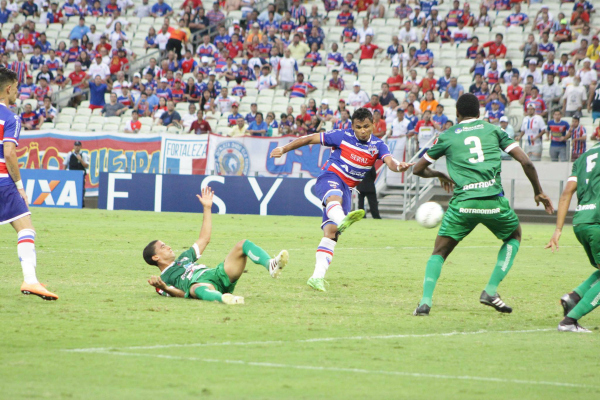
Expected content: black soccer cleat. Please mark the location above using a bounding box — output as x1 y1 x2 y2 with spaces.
560 292 581 317
413 303 430 316
479 291 512 313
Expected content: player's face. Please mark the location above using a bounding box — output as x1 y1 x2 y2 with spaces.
352 118 373 141
154 241 175 263
6 79 18 105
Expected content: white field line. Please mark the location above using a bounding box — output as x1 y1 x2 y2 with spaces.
64 328 554 353
68 350 595 389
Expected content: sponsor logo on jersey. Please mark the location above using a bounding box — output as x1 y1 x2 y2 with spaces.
327 180 339 187
459 207 501 214
368 144 378 156
576 204 597 211
214 141 250 176
462 178 496 191
351 153 368 164
454 128 463 134
456 124 484 134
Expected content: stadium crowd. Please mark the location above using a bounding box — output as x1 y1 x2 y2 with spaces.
3 0 600 162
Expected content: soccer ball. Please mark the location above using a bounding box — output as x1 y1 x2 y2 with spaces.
415 202 444 229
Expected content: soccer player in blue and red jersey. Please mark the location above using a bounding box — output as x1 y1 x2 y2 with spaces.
270 108 413 291
0 68 58 300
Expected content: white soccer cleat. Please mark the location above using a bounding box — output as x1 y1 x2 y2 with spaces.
269 250 289 278
222 293 245 305
557 321 591 333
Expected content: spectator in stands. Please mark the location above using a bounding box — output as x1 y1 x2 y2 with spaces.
288 33 309 61
342 52 358 75
151 0 173 17
103 93 126 117
134 0 151 17
523 43 544 67
158 100 181 128
504 3 529 28
70 17 90 41
364 94 384 115
286 72 316 98
547 110 570 162
206 1 225 25
410 40 433 69
229 116 251 139
578 58 597 90
317 99 333 122
178 103 197 130
484 100 504 124
89 54 110 80
541 73 563 114
398 20 418 44
562 76 587 117
420 90 438 113
521 59 542 85
356 34 381 60
524 86 547 118
190 109 212 134
21 0 38 17
554 19 572 44
227 102 243 127
357 18 374 44
247 112 268 136
215 87 233 114
517 103 546 161
327 68 344 92
480 33 506 60
341 18 358 44
123 110 142 133
38 96 57 123
395 0 412 19
443 77 464 100
570 116 587 161
20 103 42 130
346 81 369 107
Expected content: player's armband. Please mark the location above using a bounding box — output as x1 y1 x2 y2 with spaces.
567 176 577 183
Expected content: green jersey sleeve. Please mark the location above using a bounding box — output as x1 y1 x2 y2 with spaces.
424 133 448 162
176 243 201 263
496 126 518 153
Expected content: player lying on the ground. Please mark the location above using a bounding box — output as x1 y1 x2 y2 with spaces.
143 187 289 304
270 108 413 292
0 67 57 300
411 93 554 316
546 142 600 333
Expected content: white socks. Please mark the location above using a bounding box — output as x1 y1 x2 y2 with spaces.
17 229 38 284
325 201 345 226
312 237 336 279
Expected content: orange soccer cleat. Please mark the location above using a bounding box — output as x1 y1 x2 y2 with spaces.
20 282 58 301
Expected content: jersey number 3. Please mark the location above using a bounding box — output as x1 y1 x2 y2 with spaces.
465 136 485 163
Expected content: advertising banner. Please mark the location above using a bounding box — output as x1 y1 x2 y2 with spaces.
17 131 162 195
160 135 208 175
204 134 331 177
20 169 84 208
98 172 322 216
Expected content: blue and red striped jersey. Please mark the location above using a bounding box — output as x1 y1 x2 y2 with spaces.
0 104 22 186
320 129 391 187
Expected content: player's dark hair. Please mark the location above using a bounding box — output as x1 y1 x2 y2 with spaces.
351 107 373 122
0 67 18 89
456 93 480 119
143 240 159 266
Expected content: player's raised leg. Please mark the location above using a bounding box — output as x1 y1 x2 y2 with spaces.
224 239 288 280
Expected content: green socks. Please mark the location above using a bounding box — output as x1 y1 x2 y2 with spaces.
419 255 444 307
574 270 600 298
567 280 600 320
242 240 271 269
194 286 223 302
484 238 520 296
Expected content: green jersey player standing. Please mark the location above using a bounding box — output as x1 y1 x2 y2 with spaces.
143 187 289 304
412 93 554 316
546 142 600 332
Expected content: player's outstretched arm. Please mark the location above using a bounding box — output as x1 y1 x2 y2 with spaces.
412 157 455 193
508 146 554 214
383 156 414 173
195 186 214 254
148 276 185 298
269 133 321 158
546 180 577 253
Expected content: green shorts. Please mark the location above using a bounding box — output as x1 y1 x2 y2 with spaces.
438 196 520 242
574 224 600 268
186 262 238 297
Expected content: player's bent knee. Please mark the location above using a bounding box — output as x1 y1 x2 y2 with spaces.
190 283 215 298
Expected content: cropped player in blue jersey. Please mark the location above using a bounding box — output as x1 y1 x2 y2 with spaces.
270 108 413 291
0 67 58 300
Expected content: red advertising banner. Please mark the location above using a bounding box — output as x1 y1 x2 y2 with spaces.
17 131 162 195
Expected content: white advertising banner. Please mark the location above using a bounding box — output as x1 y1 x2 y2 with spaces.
160 134 209 174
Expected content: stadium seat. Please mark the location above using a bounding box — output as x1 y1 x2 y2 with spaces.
60 107 77 115
76 108 92 116
73 115 90 124
55 123 71 130
89 116 105 124
151 126 168 133
72 123 88 131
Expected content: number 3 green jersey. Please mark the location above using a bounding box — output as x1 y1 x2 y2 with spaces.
424 118 517 201
570 142 600 226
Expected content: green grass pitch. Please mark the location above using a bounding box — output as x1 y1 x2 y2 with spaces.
1 208 599 399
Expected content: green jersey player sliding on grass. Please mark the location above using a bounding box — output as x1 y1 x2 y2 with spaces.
143 187 289 304
411 93 554 316
547 142 600 332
